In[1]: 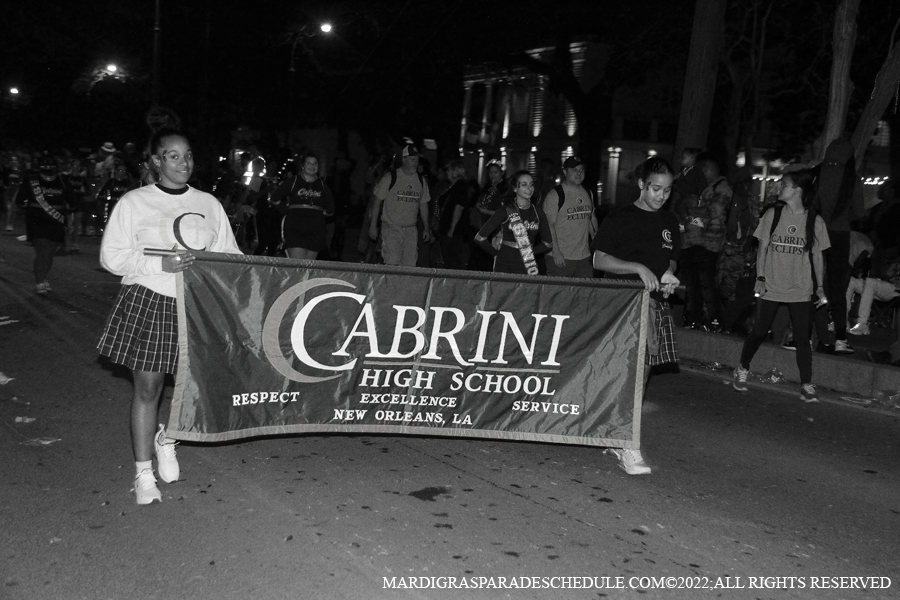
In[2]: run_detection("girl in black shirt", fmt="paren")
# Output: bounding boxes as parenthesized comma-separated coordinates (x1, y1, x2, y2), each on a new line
(591, 156, 681, 476)
(474, 170, 552, 275)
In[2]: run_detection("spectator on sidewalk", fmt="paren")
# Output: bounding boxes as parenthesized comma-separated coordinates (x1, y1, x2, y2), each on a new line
(814, 136, 867, 354)
(846, 232, 893, 336)
(717, 167, 761, 333)
(677, 154, 731, 330)
(670, 147, 706, 214)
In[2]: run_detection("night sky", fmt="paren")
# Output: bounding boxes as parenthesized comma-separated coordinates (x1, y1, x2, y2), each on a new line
(2, 0, 899, 163)
(0, 0, 686, 153)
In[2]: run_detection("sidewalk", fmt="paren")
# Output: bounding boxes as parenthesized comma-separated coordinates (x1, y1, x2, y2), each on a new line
(676, 326, 900, 412)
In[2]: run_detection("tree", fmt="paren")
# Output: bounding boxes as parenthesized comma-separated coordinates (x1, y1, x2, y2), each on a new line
(812, 0, 861, 161)
(850, 18, 900, 165)
(675, 0, 728, 159)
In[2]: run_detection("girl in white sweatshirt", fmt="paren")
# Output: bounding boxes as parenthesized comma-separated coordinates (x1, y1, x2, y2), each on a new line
(98, 127, 241, 504)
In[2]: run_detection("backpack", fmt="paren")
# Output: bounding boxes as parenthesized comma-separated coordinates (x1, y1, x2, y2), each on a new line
(763, 200, 819, 287)
(388, 168, 425, 191)
(760, 200, 786, 237)
(553, 184, 594, 212)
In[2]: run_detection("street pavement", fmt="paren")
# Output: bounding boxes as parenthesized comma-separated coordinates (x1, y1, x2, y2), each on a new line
(1, 230, 898, 600)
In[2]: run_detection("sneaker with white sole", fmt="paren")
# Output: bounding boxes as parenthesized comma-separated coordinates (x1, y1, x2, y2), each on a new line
(800, 383, 819, 403)
(834, 339, 854, 354)
(605, 448, 651, 475)
(848, 323, 870, 336)
(733, 366, 749, 392)
(134, 469, 161, 505)
(35, 281, 51, 294)
(154, 424, 180, 483)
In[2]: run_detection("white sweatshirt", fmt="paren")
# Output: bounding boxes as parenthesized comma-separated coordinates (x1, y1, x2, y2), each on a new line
(100, 184, 241, 297)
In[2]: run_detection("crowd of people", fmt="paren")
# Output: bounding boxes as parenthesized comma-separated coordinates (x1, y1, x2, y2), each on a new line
(5, 118, 900, 500)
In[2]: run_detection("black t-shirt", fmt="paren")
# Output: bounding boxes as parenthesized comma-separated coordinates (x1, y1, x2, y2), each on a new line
(437, 181, 474, 237)
(592, 203, 681, 298)
(18, 175, 74, 242)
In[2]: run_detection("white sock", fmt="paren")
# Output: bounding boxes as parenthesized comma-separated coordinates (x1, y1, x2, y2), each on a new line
(136, 460, 152, 475)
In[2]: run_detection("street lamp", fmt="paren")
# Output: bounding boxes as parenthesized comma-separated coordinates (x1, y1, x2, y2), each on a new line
(106, 64, 117, 74)
(9, 88, 18, 95)
(320, 23, 332, 33)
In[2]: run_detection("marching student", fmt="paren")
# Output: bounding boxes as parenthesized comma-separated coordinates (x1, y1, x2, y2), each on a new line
(592, 156, 681, 475)
(732, 169, 829, 402)
(98, 126, 241, 504)
(474, 170, 552, 275)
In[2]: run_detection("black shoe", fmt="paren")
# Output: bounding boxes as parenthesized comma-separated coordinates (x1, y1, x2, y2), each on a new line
(816, 342, 835, 355)
(782, 339, 797, 350)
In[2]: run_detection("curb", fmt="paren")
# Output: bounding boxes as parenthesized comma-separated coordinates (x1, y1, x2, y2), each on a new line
(676, 328, 900, 415)
(680, 364, 900, 417)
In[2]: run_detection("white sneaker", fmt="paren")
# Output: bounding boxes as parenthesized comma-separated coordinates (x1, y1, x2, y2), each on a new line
(848, 323, 870, 336)
(733, 366, 749, 392)
(605, 448, 651, 475)
(134, 469, 161, 505)
(834, 339, 854, 354)
(800, 383, 820, 403)
(154, 424, 180, 483)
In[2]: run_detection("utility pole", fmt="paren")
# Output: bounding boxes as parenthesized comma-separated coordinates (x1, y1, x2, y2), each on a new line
(152, 0, 161, 106)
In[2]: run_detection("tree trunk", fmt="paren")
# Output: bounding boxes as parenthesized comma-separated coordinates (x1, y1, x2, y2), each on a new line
(674, 0, 727, 161)
(812, 0, 860, 162)
(851, 40, 900, 166)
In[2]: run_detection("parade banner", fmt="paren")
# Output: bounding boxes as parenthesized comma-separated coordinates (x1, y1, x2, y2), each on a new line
(167, 253, 649, 448)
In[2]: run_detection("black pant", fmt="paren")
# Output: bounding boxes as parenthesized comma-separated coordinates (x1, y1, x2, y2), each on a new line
(32, 237, 61, 284)
(680, 245, 722, 325)
(740, 299, 813, 384)
(824, 230, 851, 340)
(438, 234, 468, 270)
(720, 275, 755, 332)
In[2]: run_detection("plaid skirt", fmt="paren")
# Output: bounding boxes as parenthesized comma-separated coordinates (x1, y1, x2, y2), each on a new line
(97, 284, 179, 373)
(647, 300, 679, 366)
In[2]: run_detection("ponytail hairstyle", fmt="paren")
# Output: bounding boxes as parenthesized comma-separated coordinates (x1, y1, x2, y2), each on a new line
(634, 155, 675, 186)
(782, 169, 819, 252)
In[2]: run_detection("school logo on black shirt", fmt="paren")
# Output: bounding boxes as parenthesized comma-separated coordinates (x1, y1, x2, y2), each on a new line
(662, 228, 673, 249)
(787, 225, 797, 234)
